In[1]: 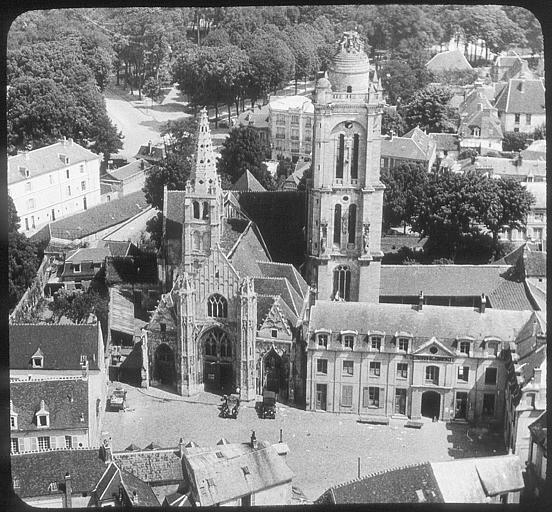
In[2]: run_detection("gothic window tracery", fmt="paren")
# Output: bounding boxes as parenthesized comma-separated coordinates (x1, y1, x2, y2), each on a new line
(333, 265, 351, 301)
(193, 201, 200, 219)
(207, 294, 228, 318)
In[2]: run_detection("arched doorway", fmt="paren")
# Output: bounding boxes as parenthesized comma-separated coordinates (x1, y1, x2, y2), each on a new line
(201, 328, 234, 394)
(154, 344, 176, 386)
(263, 349, 282, 393)
(421, 391, 441, 419)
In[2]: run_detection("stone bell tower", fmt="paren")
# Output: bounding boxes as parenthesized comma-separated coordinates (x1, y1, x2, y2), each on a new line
(182, 108, 224, 274)
(306, 31, 385, 303)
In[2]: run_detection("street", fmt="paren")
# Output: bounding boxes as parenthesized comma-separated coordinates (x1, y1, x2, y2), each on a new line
(103, 382, 506, 502)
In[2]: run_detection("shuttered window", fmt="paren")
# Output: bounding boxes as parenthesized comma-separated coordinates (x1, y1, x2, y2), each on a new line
(341, 385, 353, 407)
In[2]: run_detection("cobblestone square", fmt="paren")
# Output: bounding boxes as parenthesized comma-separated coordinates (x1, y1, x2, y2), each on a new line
(103, 383, 506, 501)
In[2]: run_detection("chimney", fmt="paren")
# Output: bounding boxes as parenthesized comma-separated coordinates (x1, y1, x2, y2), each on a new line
(140, 159, 145, 170)
(132, 491, 137, 503)
(480, 293, 486, 313)
(148, 140, 152, 154)
(62, 136, 67, 146)
(178, 437, 185, 458)
(250, 431, 258, 449)
(25, 151, 30, 161)
(418, 291, 424, 311)
(532, 319, 538, 337)
(279, 429, 283, 444)
(64, 472, 72, 508)
(477, 103, 482, 111)
(68, 138, 73, 146)
(101, 437, 113, 462)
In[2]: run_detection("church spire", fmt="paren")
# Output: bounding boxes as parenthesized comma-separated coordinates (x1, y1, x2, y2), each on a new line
(190, 108, 219, 191)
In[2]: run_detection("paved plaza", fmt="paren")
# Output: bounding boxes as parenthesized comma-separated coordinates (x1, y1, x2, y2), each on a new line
(102, 383, 506, 501)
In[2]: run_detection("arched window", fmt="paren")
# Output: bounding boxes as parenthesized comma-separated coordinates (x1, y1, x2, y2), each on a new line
(351, 134, 359, 180)
(208, 294, 228, 318)
(192, 231, 201, 251)
(425, 366, 439, 385)
(204, 331, 217, 356)
(202, 201, 209, 219)
(348, 204, 356, 244)
(220, 333, 232, 358)
(333, 265, 351, 301)
(336, 134, 344, 179)
(202, 232, 211, 251)
(193, 201, 200, 219)
(333, 204, 341, 244)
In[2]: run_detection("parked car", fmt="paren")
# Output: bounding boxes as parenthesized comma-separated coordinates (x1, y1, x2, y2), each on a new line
(261, 390, 277, 419)
(109, 387, 127, 411)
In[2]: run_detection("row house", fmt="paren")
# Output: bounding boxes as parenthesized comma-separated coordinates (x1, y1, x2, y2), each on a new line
(10, 377, 93, 455)
(305, 300, 538, 425)
(8, 138, 101, 235)
(100, 159, 151, 200)
(268, 95, 314, 162)
(380, 127, 437, 172)
(9, 323, 108, 449)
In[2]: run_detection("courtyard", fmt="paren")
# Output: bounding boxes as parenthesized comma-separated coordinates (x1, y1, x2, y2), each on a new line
(102, 382, 507, 502)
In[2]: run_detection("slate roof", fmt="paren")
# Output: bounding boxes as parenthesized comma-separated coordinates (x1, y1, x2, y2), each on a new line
(227, 223, 270, 277)
(380, 265, 535, 310)
(256, 261, 308, 297)
(112, 448, 184, 485)
(494, 78, 545, 114)
(11, 449, 107, 498)
(219, 218, 249, 255)
(316, 462, 443, 504)
(183, 441, 293, 506)
(528, 411, 547, 449)
(431, 456, 524, 501)
(475, 156, 546, 178)
(381, 127, 436, 161)
(521, 139, 546, 160)
(269, 95, 314, 113)
(426, 49, 472, 72)
(517, 344, 546, 386)
(10, 378, 89, 432)
(96, 240, 134, 257)
(232, 170, 266, 192)
(65, 247, 111, 264)
(428, 133, 460, 153)
(524, 251, 546, 277)
(105, 159, 150, 182)
(8, 140, 100, 185)
(109, 287, 135, 336)
(256, 295, 277, 329)
(165, 190, 186, 239)
(10, 324, 101, 370)
(135, 143, 166, 162)
(253, 277, 303, 316)
(105, 254, 158, 284)
(45, 191, 150, 240)
(309, 301, 535, 343)
(459, 109, 503, 140)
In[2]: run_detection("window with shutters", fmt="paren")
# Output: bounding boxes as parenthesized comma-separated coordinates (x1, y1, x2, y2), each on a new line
(343, 360, 354, 376)
(457, 366, 469, 382)
(397, 363, 408, 379)
(11, 438, 19, 454)
(27, 198, 35, 211)
(38, 436, 51, 451)
(65, 436, 73, 449)
(369, 361, 381, 376)
(363, 387, 380, 407)
(341, 385, 353, 407)
(317, 359, 328, 374)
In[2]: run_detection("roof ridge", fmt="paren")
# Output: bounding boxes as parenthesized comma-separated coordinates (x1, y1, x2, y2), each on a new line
(331, 460, 431, 490)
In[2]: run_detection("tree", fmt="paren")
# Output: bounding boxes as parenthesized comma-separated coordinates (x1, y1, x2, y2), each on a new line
(142, 77, 162, 103)
(401, 85, 459, 133)
(482, 178, 535, 254)
(50, 289, 109, 332)
(380, 162, 428, 232)
(532, 124, 546, 140)
(217, 126, 276, 190)
(9, 232, 39, 310)
(161, 117, 198, 157)
(8, 195, 20, 233)
(381, 108, 407, 136)
(284, 24, 320, 94)
(145, 212, 163, 250)
(502, 132, 529, 153)
(380, 59, 433, 105)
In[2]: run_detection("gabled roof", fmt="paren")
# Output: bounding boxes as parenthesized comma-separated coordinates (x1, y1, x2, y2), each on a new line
(316, 462, 443, 504)
(227, 222, 271, 277)
(494, 77, 545, 114)
(109, 287, 135, 336)
(474, 156, 546, 177)
(10, 378, 88, 431)
(524, 250, 546, 277)
(412, 336, 456, 357)
(112, 447, 184, 485)
(11, 449, 107, 498)
(428, 133, 460, 152)
(426, 49, 472, 72)
(183, 441, 293, 506)
(309, 301, 535, 344)
(8, 140, 100, 185)
(96, 240, 134, 257)
(459, 109, 503, 140)
(232, 170, 267, 192)
(135, 143, 166, 162)
(42, 191, 150, 241)
(165, 190, 186, 240)
(257, 295, 298, 332)
(104, 159, 150, 182)
(256, 261, 308, 297)
(253, 277, 303, 317)
(380, 264, 535, 311)
(10, 323, 101, 370)
(381, 128, 436, 161)
(520, 139, 546, 160)
(528, 411, 547, 448)
(65, 247, 111, 264)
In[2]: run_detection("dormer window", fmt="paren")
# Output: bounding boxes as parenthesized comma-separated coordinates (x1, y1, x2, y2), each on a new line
(458, 341, 471, 356)
(370, 336, 382, 352)
(398, 337, 410, 353)
(48, 482, 59, 492)
(343, 335, 354, 349)
(315, 330, 330, 348)
(31, 348, 44, 368)
(271, 329, 278, 338)
(73, 263, 81, 273)
(10, 401, 18, 430)
(35, 400, 50, 428)
(80, 355, 87, 366)
(484, 338, 501, 357)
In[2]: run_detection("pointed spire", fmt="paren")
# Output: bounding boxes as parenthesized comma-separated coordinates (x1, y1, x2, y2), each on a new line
(190, 107, 218, 190)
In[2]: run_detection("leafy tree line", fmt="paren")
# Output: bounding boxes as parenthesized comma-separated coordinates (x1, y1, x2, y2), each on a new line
(7, 9, 122, 157)
(381, 164, 535, 261)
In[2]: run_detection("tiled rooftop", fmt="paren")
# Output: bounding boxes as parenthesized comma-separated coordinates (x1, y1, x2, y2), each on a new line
(112, 448, 184, 484)
(426, 49, 472, 72)
(105, 159, 150, 181)
(494, 77, 545, 114)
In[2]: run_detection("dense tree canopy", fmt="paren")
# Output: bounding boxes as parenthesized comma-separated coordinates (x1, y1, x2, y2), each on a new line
(401, 85, 459, 133)
(217, 126, 276, 190)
